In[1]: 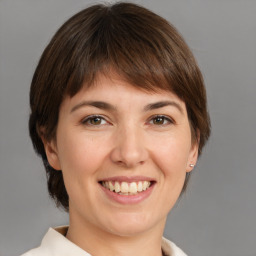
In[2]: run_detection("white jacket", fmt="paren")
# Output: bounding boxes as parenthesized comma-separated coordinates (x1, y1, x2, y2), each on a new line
(21, 226, 187, 256)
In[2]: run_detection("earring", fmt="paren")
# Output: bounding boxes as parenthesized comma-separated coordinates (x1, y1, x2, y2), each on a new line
(189, 164, 195, 167)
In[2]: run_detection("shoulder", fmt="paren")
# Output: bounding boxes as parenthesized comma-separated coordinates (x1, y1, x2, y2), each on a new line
(21, 227, 187, 256)
(20, 227, 60, 256)
(162, 237, 188, 256)
(20, 226, 90, 256)
(21, 248, 45, 256)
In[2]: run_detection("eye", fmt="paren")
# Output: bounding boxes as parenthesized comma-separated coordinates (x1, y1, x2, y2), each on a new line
(82, 115, 108, 126)
(149, 115, 173, 126)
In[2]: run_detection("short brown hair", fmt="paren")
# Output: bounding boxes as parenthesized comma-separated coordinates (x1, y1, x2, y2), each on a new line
(29, 2, 211, 211)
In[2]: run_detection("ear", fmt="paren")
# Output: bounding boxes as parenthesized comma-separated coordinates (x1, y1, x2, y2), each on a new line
(40, 129, 61, 171)
(187, 131, 200, 173)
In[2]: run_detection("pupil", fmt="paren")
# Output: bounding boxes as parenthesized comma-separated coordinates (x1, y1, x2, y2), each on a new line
(92, 117, 101, 125)
(154, 117, 163, 124)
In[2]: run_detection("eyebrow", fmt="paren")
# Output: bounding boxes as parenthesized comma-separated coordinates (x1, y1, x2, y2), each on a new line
(70, 100, 183, 114)
(143, 101, 183, 114)
(71, 101, 116, 113)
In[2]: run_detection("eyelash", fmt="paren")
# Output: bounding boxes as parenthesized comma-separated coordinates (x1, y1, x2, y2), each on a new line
(81, 115, 109, 126)
(81, 115, 174, 127)
(147, 115, 174, 126)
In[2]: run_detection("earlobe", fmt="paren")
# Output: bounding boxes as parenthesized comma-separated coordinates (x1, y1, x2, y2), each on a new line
(40, 132, 61, 171)
(187, 148, 198, 173)
(187, 133, 200, 173)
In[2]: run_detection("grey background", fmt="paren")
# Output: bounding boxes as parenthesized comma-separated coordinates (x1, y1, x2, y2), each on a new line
(0, 0, 255, 255)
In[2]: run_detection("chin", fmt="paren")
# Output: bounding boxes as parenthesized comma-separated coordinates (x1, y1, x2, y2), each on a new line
(107, 223, 151, 237)
(100, 211, 165, 237)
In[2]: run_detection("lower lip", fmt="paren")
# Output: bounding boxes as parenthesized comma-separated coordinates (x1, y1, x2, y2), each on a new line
(100, 183, 155, 205)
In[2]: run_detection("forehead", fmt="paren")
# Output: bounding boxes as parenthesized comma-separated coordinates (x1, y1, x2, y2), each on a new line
(83, 71, 178, 97)
(61, 73, 187, 113)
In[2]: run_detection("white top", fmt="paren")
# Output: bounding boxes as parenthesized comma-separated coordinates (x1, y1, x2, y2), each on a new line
(21, 226, 187, 256)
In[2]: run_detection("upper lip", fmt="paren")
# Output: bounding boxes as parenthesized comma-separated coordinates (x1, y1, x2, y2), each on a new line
(99, 176, 155, 183)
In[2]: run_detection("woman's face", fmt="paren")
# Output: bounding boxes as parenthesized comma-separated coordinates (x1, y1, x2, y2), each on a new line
(45, 74, 198, 237)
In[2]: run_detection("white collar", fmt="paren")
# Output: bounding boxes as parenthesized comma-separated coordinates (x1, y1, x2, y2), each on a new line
(22, 226, 187, 256)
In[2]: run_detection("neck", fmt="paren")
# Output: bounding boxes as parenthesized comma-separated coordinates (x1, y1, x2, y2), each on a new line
(66, 211, 166, 256)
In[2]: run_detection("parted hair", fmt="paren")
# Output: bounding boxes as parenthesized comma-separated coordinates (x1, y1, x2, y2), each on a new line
(29, 2, 211, 211)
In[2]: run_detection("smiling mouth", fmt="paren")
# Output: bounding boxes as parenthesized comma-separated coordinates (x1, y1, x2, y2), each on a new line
(99, 181, 154, 195)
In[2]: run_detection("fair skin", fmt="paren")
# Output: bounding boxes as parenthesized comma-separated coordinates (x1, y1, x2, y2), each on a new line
(43, 74, 198, 256)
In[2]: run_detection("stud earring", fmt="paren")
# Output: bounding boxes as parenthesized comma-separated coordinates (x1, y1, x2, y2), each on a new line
(189, 164, 195, 167)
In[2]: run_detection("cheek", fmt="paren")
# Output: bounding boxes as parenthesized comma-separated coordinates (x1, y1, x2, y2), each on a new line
(148, 138, 189, 215)
(56, 133, 104, 203)
(152, 135, 191, 176)
(56, 131, 105, 183)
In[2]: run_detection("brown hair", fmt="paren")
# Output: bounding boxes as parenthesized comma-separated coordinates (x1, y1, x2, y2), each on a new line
(29, 2, 211, 211)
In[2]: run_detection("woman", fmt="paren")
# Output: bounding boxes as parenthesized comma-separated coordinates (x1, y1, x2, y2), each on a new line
(23, 2, 210, 256)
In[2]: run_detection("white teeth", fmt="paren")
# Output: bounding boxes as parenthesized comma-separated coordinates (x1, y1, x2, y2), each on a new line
(143, 181, 150, 191)
(137, 181, 143, 192)
(109, 182, 114, 192)
(102, 180, 151, 195)
(114, 182, 121, 192)
(120, 182, 129, 193)
(129, 182, 137, 194)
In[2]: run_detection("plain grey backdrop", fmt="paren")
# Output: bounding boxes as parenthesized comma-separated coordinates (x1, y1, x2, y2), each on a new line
(0, 0, 255, 255)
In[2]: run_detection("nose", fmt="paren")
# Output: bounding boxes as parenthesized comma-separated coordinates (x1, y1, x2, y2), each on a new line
(110, 125, 149, 168)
